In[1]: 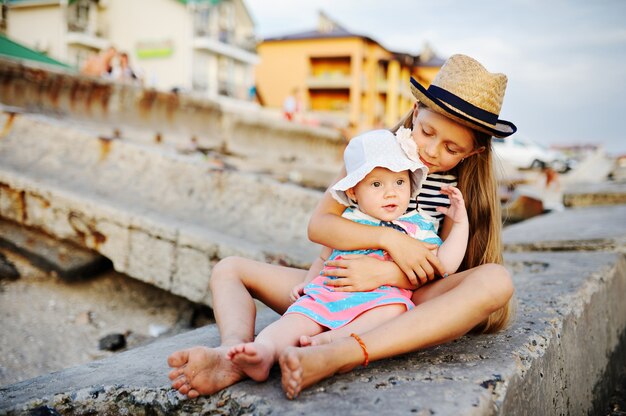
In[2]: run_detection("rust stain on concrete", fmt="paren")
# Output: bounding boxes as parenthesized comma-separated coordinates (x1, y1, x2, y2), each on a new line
(46, 76, 64, 108)
(89, 83, 112, 114)
(0, 112, 16, 138)
(67, 211, 107, 249)
(139, 89, 158, 118)
(163, 92, 179, 122)
(98, 136, 114, 161)
(18, 190, 27, 223)
(0, 183, 28, 223)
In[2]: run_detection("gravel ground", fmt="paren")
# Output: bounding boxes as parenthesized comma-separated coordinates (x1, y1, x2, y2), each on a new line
(0, 248, 214, 387)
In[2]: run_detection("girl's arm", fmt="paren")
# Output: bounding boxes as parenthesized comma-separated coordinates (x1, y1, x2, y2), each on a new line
(321, 254, 419, 291)
(309, 183, 445, 285)
(437, 210, 453, 242)
(435, 186, 469, 275)
(308, 167, 384, 251)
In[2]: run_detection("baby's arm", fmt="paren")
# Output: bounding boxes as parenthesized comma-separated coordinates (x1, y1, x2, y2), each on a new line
(435, 186, 469, 275)
(290, 246, 332, 301)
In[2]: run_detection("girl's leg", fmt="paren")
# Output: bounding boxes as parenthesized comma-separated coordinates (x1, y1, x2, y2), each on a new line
(168, 256, 307, 397)
(280, 264, 514, 399)
(226, 314, 324, 382)
(301, 303, 407, 347)
(211, 257, 307, 345)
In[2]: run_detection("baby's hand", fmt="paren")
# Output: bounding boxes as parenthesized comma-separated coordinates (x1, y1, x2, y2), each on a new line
(289, 282, 307, 302)
(436, 186, 468, 224)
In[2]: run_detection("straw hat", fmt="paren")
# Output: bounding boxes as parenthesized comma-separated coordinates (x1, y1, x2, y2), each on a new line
(410, 54, 517, 138)
(331, 129, 428, 207)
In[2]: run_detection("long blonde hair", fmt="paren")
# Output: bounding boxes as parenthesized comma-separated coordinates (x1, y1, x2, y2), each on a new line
(393, 106, 514, 333)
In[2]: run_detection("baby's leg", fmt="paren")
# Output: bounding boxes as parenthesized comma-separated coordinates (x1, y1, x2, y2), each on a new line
(227, 314, 324, 382)
(301, 304, 407, 347)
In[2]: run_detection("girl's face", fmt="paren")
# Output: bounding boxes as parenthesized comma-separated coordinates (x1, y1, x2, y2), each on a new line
(346, 167, 411, 222)
(412, 106, 484, 173)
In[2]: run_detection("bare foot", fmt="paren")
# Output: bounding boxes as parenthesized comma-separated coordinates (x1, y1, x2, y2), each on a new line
(167, 346, 245, 398)
(279, 343, 358, 400)
(226, 342, 274, 382)
(299, 332, 332, 347)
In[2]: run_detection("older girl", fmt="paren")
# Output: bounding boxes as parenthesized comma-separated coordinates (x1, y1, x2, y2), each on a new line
(168, 54, 516, 399)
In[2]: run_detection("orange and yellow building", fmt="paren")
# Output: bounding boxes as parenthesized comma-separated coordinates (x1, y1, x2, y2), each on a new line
(255, 12, 443, 135)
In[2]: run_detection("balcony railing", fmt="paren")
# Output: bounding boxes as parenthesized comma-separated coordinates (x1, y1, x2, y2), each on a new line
(306, 74, 352, 90)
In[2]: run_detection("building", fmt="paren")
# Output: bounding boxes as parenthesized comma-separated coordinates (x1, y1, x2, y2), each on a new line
(256, 12, 444, 133)
(5, 0, 258, 100)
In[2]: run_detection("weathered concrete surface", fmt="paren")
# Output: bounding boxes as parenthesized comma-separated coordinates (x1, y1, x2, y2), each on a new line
(0, 58, 344, 170)
(563, 181, 626, 207)
(1, 204, 625, 415)
(0, 218, 110, 280)
(503, 204, 626, 252)
(0, 113, 324, 305)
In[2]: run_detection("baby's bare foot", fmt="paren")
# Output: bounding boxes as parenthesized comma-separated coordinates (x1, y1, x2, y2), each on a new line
(167, 346, 244, 398)
(227, 342, 274, 382)
(299, 332, 332, 347)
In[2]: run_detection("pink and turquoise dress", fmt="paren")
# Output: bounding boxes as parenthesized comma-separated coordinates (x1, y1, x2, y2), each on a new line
(284, 207, 443, 329)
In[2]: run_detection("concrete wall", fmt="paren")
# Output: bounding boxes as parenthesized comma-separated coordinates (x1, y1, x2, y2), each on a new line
(0, 57, 344, 167)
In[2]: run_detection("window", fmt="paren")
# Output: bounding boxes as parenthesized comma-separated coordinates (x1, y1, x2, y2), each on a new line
(68, 0, 91, 32)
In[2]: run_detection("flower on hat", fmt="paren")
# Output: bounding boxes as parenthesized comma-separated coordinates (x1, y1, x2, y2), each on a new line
(395, 127, 419, 162)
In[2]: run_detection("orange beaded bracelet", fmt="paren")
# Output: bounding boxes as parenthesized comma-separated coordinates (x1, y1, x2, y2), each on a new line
(350, 333, 369, 367)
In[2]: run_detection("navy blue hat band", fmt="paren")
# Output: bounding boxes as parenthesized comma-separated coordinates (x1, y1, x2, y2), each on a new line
(426, 85, 499, 126)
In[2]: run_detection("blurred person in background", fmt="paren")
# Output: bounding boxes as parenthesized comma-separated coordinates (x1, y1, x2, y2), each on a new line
(80, 46, 117, 78)
(111, 51, 142, 85)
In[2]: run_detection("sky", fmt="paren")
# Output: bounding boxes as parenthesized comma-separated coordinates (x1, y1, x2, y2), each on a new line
(245, 0, 626, 155)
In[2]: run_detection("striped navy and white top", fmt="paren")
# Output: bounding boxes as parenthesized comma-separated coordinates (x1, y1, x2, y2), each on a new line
(407, 173, 458, 231)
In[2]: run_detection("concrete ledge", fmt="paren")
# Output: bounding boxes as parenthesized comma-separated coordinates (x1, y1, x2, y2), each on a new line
(0, 114, 322, 305)
(502, 204, 626, 252)
(1, 204, 625, 415)
(563, 182, 626, 207)
(0, 58, 344, 168)
(0, 218, 110, 280)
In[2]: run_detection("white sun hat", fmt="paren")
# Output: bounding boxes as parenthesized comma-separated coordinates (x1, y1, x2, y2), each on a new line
(331, 129, 429, 206)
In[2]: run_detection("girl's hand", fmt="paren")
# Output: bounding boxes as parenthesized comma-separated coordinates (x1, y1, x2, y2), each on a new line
(289, 282, 307, 302)
(436, 186, 468, 224)
(321, 254, 389, 291)
(381, 229, 445, 286)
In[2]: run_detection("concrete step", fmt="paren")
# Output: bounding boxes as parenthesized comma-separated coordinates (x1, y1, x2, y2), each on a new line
(0, 113, 323, 305)
(563, 182, 626, 207)
(503, 204, 626, 252)
(0, 218, 110, 280)
(0, 57, 344, 176)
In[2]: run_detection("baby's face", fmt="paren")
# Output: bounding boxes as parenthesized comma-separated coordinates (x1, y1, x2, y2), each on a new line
(348, 167, 411, 222)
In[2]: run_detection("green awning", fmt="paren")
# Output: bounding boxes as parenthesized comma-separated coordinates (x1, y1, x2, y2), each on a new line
(0, 34, 74, 69)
